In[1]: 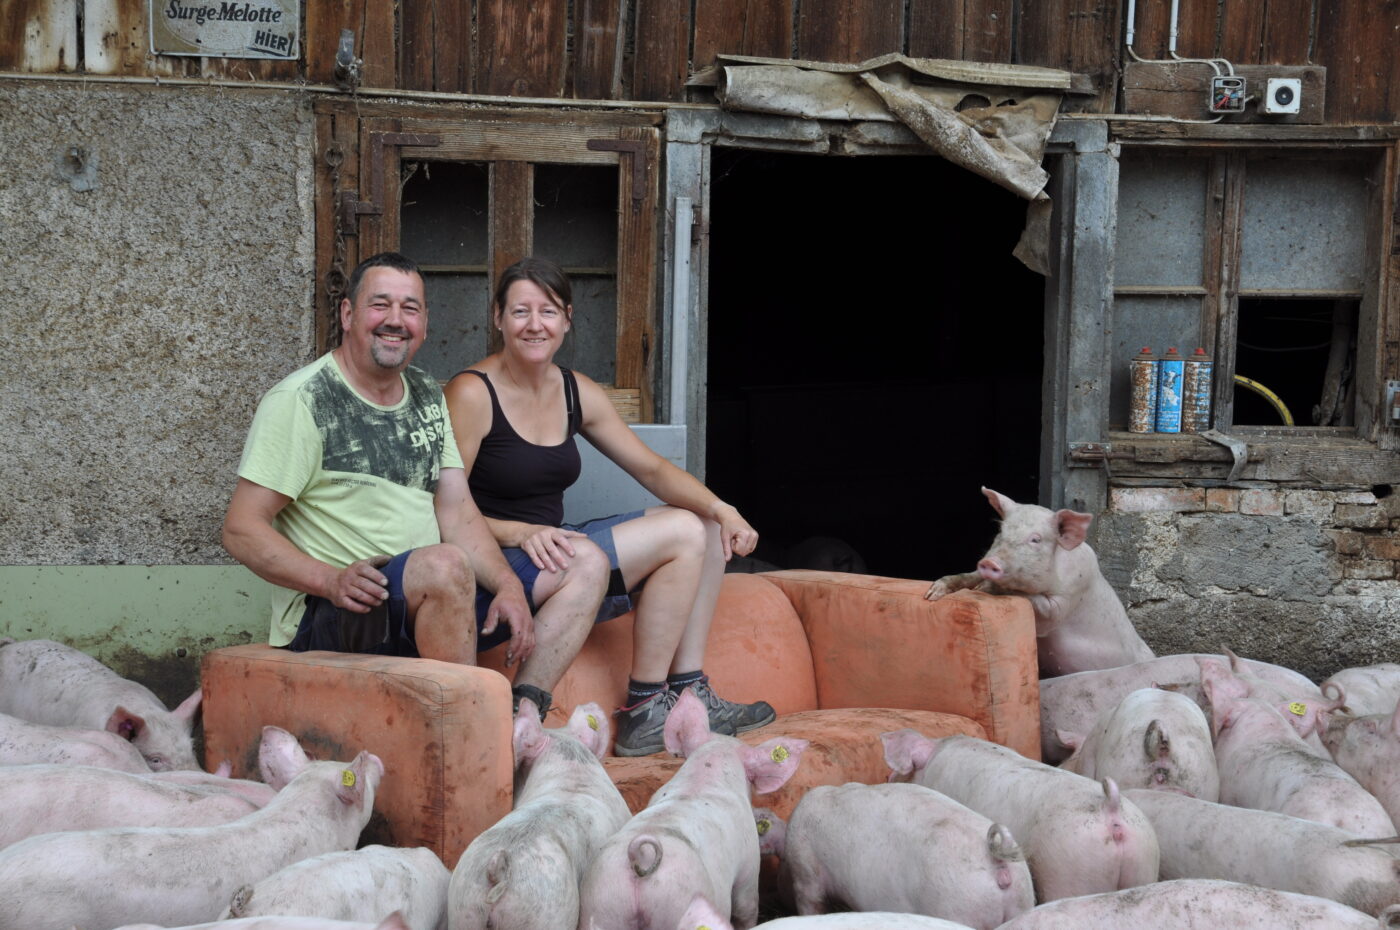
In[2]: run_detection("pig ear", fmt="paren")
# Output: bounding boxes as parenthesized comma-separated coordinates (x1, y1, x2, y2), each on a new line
(881, 728, 936, 780)
(753, 807, 787, 857)
(1198, 657, 1249, 704)
(171, 688, 203, 730)
(335, 751, 375, 807)
(105, 706, 146, 741)
(678, 895, 733, 930)
(1276, 700, 1322, 739)
(663, 689, 712, 757)
(567, 703, 612, 760)
(513, 703, 548, 766)
(258, 726, 310, 790)
(1055, 510, 1092, 549)
(372, 912, 412, 930)
(1056, 729, 1084, 752)
(742, 737, 808, 794)
(213, 760, 232, 778)
(981, 486, 1015, 518)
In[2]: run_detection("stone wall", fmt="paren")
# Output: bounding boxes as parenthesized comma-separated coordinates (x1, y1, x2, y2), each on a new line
(1095, 485, 1400, 682)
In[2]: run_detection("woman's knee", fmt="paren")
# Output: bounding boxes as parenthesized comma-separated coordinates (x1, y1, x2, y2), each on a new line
(658, 507, 710, 560)
(565, 539, 611, 592)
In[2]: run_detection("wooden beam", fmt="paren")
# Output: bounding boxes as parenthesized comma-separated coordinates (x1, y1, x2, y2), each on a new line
(632, 0, 691, 102)
(797, 0, 903, 64)
(614, 126, 660, 421)
(478, 0, 567, 97)
(488, 161, 533, 355)
(572, 0, 623, 99)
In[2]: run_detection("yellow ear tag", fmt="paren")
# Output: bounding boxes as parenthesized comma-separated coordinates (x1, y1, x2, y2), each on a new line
(770, 745, 789, 763)
(756, 818, 771, 835)
(1289, 702, 1308, 716)
(698, 925, 712, 930)
(586, 713, 599, 731)
(341, 770, 357, 787)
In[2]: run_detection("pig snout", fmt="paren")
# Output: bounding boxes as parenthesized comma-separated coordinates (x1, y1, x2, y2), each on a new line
(978, 557, 1005, 581)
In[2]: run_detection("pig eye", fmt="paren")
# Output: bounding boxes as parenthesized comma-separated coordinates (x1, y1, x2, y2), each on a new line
(1029, 534, 1043, 544)
(145, 755, 164, 767)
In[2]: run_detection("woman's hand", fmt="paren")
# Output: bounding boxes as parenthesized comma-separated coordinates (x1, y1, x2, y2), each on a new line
(520, 525, 590, 573)
(712, 504, 758, 560)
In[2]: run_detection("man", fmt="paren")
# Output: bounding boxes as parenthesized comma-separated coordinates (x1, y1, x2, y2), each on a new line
(223, 252, 606, 718)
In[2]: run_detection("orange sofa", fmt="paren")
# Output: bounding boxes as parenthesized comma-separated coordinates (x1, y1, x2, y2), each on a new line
(202, 571, 1037, 868)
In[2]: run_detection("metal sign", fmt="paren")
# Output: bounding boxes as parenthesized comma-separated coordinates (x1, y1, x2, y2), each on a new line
(150, 0, 300, 59)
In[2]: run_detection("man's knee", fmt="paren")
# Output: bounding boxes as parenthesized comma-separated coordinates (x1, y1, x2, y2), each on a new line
(407, 544, 475, 597)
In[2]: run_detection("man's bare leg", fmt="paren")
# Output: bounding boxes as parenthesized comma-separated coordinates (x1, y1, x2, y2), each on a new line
(400, 544, 479, 663)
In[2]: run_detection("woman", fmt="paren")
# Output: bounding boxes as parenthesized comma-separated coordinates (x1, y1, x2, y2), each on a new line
(444, 256, 773, 756)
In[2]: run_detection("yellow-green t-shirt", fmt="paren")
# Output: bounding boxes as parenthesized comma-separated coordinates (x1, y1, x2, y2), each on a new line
(236, 353, 464, 645)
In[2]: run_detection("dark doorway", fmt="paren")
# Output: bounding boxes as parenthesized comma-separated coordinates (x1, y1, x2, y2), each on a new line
(705, 150, 1044, 581)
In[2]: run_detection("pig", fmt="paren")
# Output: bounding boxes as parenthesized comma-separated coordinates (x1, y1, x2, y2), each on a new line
(1201, 659, 1395, 837)
(0, 763, 261, 851)
(1322, 663, 1400, 718)
(1205, 652, 1342, 756)
(448, 700, 629, 930)
(923, 487, 1153, 677)
(577, 688, 809, 930)
(1039, 652, 1323, 763)
(144, 768, 279, 807)
(775, 782, 1033, 929)
(222, 846, 448, 930)
(677, 895, 978, 930)
(0, 637, 201, 771)
(0, 725, 382, 930)
(882, 731, 1158, 902)
(113, 915, 412, 930)
(1058, 688, 1219, 801)
(1125, 788, 1400, 916)
(0, 710, 151, 772)
(1321, 702, 1400, 830)
(993, 878, 1400, 929)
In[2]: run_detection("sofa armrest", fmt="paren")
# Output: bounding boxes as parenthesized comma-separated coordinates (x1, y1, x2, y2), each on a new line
(761, 571, 1041, 760)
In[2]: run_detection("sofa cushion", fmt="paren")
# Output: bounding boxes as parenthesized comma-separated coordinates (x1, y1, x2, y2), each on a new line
(602, 707, 986, 819)
(201, 645, 512, 868)
(482, 572, 819, 724)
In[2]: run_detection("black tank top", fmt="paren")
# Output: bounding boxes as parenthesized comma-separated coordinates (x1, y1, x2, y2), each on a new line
(462, 368, 583, 527)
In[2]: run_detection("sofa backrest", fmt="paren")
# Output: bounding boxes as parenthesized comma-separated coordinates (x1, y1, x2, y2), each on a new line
(481, 573, 819, 725)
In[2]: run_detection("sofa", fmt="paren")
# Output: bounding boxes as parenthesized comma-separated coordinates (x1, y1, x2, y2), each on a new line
(202, 570, 1038, 868)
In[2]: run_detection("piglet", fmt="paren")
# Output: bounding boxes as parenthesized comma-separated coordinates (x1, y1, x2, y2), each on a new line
(1126, 788, 1400, 916)
(1201, 659, 1395, 837)
(1058, 687, 1219, 801)
(144, 768, 279, 808)
(113, 915, 412, 930)
(993, 879, 1400, 929)
(1321, 701, 1400, 831)
(1040, 652, 1323, 763)
(578, 689, 808, 930)
(776, 782, 1033, 929)
(1322, 662, 1400, 718)
(449, 701, 628, 930)
(676, 896, 977, 930)
(0, 725, 383, 930)
(223, 846, 448, 930)
(1204, 652, 1342, 756)
(0, 763, 261, 851)
(0, 710, 151, 772)
(882, 731, 1158, 902)
(0, 637, 201, 770)
(923, 487, 1153, 677)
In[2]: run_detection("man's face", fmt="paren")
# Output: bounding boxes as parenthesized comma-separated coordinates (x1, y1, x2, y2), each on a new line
(339, 267, 427, 373)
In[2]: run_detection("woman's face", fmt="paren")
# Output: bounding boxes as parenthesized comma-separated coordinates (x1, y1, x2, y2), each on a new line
(498, 278, 571, 363)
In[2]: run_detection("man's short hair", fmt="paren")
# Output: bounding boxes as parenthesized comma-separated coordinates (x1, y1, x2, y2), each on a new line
(346, 252, 421, 305)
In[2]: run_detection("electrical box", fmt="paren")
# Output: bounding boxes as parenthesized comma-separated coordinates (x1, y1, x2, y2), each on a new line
(1387, 381, 1400, 427)
(1209, 76, 1247, 113)
(1263, 78, 1303, 115)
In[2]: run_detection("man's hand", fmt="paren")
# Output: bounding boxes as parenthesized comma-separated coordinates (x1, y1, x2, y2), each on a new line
(328, 555, 393, 612)
(480, 586, 535, 667)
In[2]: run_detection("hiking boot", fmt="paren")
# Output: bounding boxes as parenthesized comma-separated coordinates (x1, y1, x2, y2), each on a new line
(685, 677, 776, 737)
(613, 688, 679, 757)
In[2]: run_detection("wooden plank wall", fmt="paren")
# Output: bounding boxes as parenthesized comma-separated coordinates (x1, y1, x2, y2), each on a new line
(1, 0, 1396, 123)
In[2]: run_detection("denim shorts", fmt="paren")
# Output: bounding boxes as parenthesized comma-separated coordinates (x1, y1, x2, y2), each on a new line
(286, 550, 419, 658)
(473, 510, 643, 651)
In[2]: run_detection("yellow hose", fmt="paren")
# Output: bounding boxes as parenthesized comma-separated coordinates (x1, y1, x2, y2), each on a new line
(1233, 375, 1294, 425)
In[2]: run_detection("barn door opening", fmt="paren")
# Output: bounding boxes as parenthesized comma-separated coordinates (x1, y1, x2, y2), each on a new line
(704, 150, 1045, 581)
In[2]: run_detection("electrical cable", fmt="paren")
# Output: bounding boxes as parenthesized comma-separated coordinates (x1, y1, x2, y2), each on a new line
(1233, 375, 1295, 425)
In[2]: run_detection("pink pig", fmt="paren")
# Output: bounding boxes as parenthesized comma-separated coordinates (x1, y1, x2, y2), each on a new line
(1322, 701, 1400, 831)
(449, 701, 629, 930)
(577, 689, 808, 930)
(882, 731, 1159, 902)
(0, 637, 201, 771)
(0, 710, 151, 772)
(0, 726, 383, 930)
(676, 895, 978, 930)
(113, 915, 412, 930)
(1322, 663, 1400, 718)
(924, 488, 1153, 677)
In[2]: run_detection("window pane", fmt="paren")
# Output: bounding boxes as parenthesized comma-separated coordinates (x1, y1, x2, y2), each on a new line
(1109, 295, 1205, 430)
(1235, 298, 1356, 427)
(533, 164, 619, 384)
(1241, 159, 1369, 292)
(1115, 154, 1208, 288)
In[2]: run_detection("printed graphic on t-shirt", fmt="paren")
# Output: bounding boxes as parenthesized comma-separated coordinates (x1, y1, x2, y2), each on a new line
(301, 366, 445, 493)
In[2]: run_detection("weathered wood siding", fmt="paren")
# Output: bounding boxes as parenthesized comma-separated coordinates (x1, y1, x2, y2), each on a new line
(1, 0, 1396, 122)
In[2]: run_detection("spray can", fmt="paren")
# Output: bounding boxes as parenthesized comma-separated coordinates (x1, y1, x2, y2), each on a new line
(1129, 347, 1159, 433)
(1182, 347, 1213, 433)
(1156, 347, 1185, 433)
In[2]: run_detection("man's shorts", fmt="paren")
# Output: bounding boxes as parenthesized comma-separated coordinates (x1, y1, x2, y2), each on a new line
(474, 510, 644, 650)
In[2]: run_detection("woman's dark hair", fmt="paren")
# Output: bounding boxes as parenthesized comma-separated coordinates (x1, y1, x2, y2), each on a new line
(493, 256, 573, 314)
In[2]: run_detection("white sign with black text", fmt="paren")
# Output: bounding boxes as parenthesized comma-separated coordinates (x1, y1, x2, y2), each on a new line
(150, 0, 300, 59)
